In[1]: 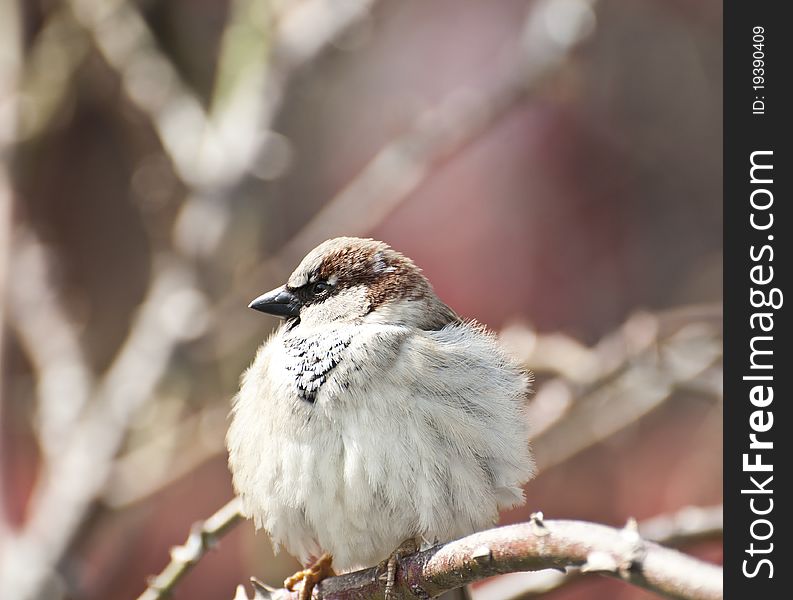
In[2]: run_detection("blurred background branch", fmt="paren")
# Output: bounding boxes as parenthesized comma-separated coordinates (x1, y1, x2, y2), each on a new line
(1, 0, 722, 598)
(0, 0, 23, 545)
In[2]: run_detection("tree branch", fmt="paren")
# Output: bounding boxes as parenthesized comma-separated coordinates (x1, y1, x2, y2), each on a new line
(474, 505, 723, 600)
(137, 497, 244, 600)
(7, 231, 95, 459)
(272, 0, 597, 270)
(102, 405, 227, 509)
(530, 315, 722, 473)
(236, 513, 721, 600)
(135, 501, 722, 600)
(210, 0, 600, 354)
(0, 0, 22, 542)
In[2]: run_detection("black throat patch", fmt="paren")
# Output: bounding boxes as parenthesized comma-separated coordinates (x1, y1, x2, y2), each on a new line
(283, 331, 352, 403)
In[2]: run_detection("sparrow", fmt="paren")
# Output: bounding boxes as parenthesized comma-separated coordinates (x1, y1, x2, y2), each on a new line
(226, 237, 534, 599)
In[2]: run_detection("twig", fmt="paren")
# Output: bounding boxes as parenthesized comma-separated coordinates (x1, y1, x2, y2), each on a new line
(473, 505, 724, 600)
(503, 304, 722, 395)
(0, 0, 386, 595)
(66, 0, 211, 186)
(66, 0, 379, 254)
(173, 0, 381, 258)
(276, 0, 597, 271)
(498, 327, 601, 384)
(15, 5, 90, 142)
(211, 0, 600, 350)
(504, 310, 666, 440)
(7, 231, 95, 459)
(0, 259, 201, 599)
(236, 513, 721, 600)
(0, 171, 11, 542)
(0, 0, 22, 543)
(137, 497, 244, 600)
(639, 504, 723, 548)
(531, 318, 722, 473)
(510, 305, 722, 451)
(210, 0, 380, 180)
(133, 501, 721, 600)
(103, 405, 227, 509)
(105, 304, 723, 512)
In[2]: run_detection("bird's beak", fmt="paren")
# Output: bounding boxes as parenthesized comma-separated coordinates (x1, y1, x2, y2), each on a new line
(248, 285, 302, 318)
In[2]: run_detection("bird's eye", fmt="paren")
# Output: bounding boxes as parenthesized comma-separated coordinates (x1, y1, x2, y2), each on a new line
(309, 281, 332, 296)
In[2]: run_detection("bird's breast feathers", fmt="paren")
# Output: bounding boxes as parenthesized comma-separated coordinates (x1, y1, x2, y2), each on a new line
(227, 320, 534, 570)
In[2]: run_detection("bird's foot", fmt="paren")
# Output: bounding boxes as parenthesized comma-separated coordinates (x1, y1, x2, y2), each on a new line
(378, 538, 419, 600)
(284, 553, 335, 600)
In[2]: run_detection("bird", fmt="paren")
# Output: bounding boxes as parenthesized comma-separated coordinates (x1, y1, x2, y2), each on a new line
(226, 237, 535, 600)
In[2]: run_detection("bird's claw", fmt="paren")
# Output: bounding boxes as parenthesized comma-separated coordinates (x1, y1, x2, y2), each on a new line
(284, 553, 334, 600)
(379, 539, 419, 600)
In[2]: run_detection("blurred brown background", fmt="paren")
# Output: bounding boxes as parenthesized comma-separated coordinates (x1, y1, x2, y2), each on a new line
(0, 0, 722, 599)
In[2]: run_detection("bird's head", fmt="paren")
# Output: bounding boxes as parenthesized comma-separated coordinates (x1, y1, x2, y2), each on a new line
(249, 237, 458, 329)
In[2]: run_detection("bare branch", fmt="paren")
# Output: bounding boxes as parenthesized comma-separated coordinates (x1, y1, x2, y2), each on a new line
(0, 259, 205, 599)
(173, 0, 382, 258)
(233, 514, 721, 600)
(7, 231, 95, 459)
(132, 501, 721, 600)
(474, 505, 723, 600)
(66, 0, 212, 186)
(212, 0, 601, 346)
(103, 304, 723, 511)
(529, 315, 722, 473)
(0, 0, 23, 543)
(103, 405, 227, 509)
(65, 0, 381, 259)
(0, 0, 386, 594)
(640, 504, 723, 548)
(137, 497, 244, 600)
(276, 0, 598, 270)
(503, 304, 722, 390)
(15, 6, 90, 142)
(501, 305, 723, 477)
(209, 0, 380, 179)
